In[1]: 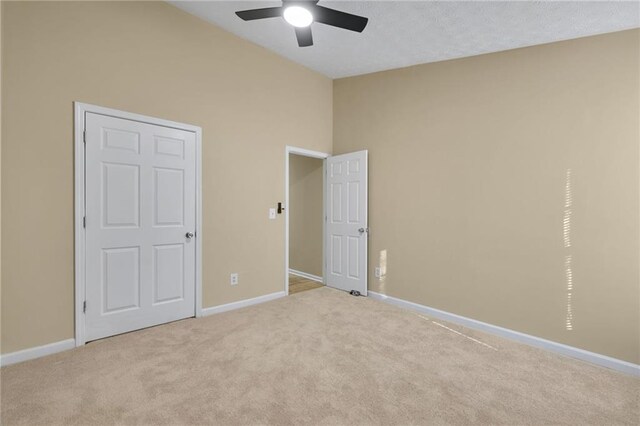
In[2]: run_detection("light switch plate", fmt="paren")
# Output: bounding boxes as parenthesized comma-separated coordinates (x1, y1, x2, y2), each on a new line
(269, 208, 277, 219)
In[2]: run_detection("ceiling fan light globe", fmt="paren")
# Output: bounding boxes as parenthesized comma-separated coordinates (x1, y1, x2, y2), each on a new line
(283, 6, 313, 27)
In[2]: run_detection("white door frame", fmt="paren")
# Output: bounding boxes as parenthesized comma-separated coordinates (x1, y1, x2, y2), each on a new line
(284, 146, 330, 295)
(74, 102, 203, 346)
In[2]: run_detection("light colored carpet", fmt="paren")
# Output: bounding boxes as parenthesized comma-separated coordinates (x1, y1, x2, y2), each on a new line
(289, 274, 324, 294)
(1, 287, 638, 425)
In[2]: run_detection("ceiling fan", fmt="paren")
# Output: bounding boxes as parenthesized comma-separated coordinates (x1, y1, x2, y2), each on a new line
(235, 0, 369, 47)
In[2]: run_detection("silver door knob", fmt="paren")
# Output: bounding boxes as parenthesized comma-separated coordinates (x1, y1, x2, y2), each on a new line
(358, 228, 368, 234)
(186, 232, 194, 239)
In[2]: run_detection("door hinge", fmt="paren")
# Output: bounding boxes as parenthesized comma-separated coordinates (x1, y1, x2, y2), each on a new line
(83, 301, 87, 313)
(83, 216, 86, 228)
(83, 130, 86, 144)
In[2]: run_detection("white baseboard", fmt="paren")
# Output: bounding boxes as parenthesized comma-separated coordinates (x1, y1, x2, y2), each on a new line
(2, 291, 286, 366)
(201, 291, 286, 316)
(368, 291, 640, 377)
(0, 338, 76, 367)
(288, 269, 323, 283)
(2, 292, 285, 366)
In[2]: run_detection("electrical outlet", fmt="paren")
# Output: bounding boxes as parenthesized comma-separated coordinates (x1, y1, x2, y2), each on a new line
(230, 273, 239, 286)
(375, 267, 381, 278)
(269, 208, 277, 219)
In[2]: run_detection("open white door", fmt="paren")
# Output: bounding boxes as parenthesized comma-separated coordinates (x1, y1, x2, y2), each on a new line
(325, 150, 368, 295)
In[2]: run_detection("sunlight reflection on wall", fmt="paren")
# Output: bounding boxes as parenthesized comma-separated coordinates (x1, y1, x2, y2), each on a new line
(564, 169, 573, 331)
(379, 249, 387, 292)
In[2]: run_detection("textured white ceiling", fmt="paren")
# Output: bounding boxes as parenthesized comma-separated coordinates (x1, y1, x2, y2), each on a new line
(170, 1, 640, 78)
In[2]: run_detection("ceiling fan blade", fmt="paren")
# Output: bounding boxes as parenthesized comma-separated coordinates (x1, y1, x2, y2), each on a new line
(313, 5, 368, 32)
(295, 27, 313, 47)
(236, 7, 283, 21)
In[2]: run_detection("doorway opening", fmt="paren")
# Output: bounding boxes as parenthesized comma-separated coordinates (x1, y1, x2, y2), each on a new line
(284, 146, 369, 296)
(285, 147, 329, 295)
(288, 153, 324, 294)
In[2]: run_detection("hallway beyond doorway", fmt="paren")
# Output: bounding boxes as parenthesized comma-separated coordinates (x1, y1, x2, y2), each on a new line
(289, 274, 323, 295)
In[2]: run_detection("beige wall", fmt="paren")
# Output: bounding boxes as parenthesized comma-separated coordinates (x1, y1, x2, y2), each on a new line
(289, 154, 323, 277)
(0, 1, 332, 354)
(334, 30, 640, 364)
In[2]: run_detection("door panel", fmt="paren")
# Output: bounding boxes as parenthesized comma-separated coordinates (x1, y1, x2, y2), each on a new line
(325, 151, 368, 295)
(85, 113, 196, 342)
(102, 163, 140, 228)
(154, 167, 184, 226)
(102, 247, 140, 313)
(153, 244, 184, 304)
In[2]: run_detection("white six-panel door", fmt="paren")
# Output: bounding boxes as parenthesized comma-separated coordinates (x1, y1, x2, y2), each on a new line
(325, 151, 368, 295)
(84, 112, 196, 342)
